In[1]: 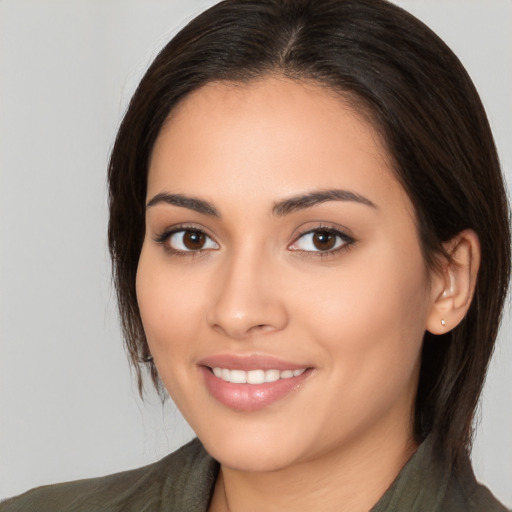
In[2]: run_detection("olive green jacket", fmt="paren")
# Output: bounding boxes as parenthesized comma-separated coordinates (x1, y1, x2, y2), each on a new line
(1, 437, 509, 511)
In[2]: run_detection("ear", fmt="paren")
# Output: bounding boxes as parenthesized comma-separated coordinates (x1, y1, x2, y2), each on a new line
(426, 229, 480, 335)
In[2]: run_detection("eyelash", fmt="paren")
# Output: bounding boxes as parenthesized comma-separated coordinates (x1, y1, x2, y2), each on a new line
(153, 225, 218, 258)
(153, 224, 355, 258)
(289, 225, 355, 258)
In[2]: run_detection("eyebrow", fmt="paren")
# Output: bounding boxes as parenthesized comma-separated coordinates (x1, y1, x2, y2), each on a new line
(146, 192, 220, 217)
(146, 188, 376, 217)
(272, 189, 377, 216)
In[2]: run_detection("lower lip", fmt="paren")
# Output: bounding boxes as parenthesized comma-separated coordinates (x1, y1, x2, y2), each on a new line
(201, 367, 311, 411)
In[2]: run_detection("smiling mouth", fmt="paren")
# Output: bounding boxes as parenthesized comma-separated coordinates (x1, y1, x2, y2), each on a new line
(201, 365, 312, 411)
(211, 367, 307, 384)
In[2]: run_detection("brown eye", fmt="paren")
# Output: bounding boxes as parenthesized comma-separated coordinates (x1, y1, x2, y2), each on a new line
(183, 230, 206, 250)
(312, 231, 336, 251)
(166, 229, 219, 252)
(289, 228, 352, 254)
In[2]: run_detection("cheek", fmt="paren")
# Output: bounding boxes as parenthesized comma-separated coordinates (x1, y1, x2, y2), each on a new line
(295, 251, 429, 437)
(135, 246, 204, 363)
(293, 243, 430, 379)
(135, 247, 212, 417)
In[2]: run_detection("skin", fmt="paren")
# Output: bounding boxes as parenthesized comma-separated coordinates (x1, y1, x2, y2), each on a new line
(136, 77, 476, 512)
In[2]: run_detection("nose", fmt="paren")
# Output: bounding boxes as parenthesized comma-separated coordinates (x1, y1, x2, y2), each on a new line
(206, 249, 289, 340)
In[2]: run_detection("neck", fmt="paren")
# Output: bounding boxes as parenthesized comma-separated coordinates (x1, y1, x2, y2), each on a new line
(209, 425, 418, 512)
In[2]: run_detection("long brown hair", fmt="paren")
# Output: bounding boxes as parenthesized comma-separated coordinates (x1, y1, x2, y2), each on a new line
(108, 0, 510, 463)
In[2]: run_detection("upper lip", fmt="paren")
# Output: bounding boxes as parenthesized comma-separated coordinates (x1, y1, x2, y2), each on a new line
(198, 353, 310, 371)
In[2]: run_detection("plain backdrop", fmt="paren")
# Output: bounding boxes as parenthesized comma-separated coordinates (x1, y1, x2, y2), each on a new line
(1, 0, 511, 506)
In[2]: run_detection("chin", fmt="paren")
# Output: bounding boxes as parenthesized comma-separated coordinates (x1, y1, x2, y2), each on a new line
(202, 435, 302, 473)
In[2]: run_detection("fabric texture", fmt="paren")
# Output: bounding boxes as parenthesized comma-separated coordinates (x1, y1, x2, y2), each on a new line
(1, 437, 509, 511)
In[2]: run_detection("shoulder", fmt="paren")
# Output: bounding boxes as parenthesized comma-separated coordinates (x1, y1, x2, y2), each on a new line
(371, 436, 510, 512)
(0, 438, 218, 512)
(443, 455, 510, 512)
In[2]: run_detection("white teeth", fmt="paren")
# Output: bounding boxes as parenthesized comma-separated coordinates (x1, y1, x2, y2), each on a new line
(212, 367, 306, 384)
(229, 370, 247, 384)
(247, 369, 265, 384)
(265, 369, 280, 382)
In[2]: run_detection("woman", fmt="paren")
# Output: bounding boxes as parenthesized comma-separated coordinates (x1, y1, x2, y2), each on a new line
(2, 0, 510, 510)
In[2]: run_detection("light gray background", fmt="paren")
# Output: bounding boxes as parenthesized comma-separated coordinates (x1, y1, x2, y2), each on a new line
(1, 0, 511, 506)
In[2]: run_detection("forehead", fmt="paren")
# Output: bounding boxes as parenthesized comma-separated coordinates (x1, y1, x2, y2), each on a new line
(148, 77, 410, 216)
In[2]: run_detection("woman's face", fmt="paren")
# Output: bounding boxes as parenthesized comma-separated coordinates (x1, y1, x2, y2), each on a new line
(137, 77, 440, 472)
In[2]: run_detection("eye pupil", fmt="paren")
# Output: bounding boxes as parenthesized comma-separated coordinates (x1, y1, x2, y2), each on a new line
(183, 230, 205, 250)
(313, 231, 336, 251)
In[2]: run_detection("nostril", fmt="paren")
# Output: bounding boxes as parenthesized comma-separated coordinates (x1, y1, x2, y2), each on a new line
(206, 287, 289, 339)
(251, 324, 274, 333)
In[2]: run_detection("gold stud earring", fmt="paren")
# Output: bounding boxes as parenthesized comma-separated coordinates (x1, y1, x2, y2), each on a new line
(441, 319, 446, 326)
